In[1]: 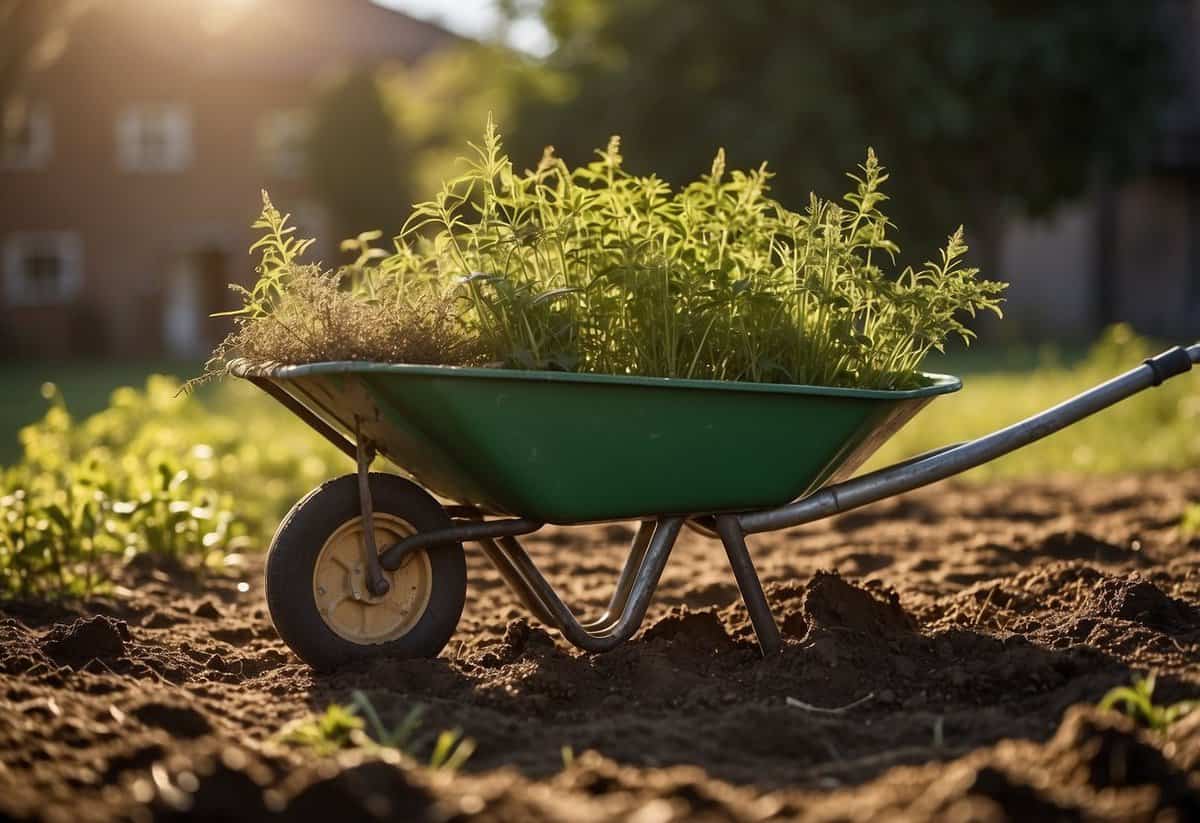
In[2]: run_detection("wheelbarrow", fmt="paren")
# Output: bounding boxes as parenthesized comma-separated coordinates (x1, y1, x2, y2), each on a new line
(231, 344, 1199, 670)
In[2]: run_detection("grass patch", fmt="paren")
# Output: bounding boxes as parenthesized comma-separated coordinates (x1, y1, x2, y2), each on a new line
(200, 203, 483, 383)
(869, 325, 1200, 480)
(0, 359, 198, 465)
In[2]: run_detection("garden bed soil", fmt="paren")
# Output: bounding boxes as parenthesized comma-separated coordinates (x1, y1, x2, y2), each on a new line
(2, 472, 1199, 821)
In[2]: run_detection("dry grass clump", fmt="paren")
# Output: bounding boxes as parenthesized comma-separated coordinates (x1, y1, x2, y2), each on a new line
(197, 195, 484, 385)
(211, 264, 483, 368)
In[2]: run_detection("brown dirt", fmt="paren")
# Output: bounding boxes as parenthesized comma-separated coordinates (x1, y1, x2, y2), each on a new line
(2, 472, 1199, 822)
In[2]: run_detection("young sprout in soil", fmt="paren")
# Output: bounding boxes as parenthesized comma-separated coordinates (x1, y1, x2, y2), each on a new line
(1179, 503, 1200, 539)
(1099, 673, 1196, 732)
(278, 702, 365, 757)
(277, 690, 475, 769)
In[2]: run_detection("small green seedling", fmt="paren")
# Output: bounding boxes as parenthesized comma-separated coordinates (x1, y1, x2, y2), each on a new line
(278, 703, 366, 756)
(277, 690, 475, 770)
(1180, 503, 1200, 539)
(1099, 673, 1196, 732)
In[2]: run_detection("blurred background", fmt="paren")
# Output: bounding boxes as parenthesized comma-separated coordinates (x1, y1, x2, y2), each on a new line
(1, 0, 1198, 474)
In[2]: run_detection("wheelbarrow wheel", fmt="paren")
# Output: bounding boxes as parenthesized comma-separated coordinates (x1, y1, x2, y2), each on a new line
(265, 473, 466, 670)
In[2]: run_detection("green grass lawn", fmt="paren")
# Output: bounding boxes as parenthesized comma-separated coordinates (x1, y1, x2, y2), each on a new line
(0, 359, 203, 464)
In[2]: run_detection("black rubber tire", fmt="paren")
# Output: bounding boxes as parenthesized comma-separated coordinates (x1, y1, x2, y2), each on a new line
(265, 473, 466, 671)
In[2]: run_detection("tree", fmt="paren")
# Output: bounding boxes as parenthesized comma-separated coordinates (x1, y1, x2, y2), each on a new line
(500, 0, 1169, 258)
(307, 70, 413, 244)
(0, 0, 93, 99)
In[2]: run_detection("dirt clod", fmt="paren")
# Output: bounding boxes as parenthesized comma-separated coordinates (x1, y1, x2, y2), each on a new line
(131, 702, 212, 739)
(41, 615, 130, 666)
(1079, 573, 1198, 630)
(798, 571, 917, 638)
(640, 607, 731, 647)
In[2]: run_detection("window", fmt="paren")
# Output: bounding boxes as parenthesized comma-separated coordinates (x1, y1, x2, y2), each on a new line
(257, 109, 312, 178)
(1, 101, 52, 170)
(3, 233, 83, 306)
(116, 104, 192, 171)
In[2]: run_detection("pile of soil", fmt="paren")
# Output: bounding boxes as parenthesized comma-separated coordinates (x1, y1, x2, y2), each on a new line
(2, 472, 1198, 821)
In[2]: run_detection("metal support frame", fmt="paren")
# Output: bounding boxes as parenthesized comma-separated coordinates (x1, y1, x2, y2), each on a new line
(475, 517, 684, 652)
(379, 515, 543, 570)
(411, 515, 784, 656)
(354, 418, 391, 598)
(249, 377, 358, 460)
(715, 515, 781, 655)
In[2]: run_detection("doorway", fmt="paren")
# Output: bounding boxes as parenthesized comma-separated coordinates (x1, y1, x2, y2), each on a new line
(163, 248, 229, 357)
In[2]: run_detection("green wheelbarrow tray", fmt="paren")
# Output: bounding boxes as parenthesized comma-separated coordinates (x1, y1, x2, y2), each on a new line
(231, 360, 961, 524)
(232, 345, 1198, 668)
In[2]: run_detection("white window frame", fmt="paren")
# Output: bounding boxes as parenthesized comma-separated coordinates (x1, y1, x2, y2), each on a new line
(257, 109, 312, 179)
(1, 101, 53, 170)
(116, 103, 193, 172)
(3, 232, 84, 306)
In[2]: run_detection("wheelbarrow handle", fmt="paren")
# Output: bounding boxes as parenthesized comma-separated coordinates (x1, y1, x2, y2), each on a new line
(740, 343, 1198, 534)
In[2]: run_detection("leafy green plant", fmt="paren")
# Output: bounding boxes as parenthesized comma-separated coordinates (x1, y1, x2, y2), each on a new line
(215, 121, 1004, 390)
(1099, 673, 1196, 732)
(277, 691, 475, 770)
(0, 376, 343, 598)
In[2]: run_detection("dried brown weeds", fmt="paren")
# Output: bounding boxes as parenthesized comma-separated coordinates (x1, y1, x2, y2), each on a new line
(206, 266, 484, 376)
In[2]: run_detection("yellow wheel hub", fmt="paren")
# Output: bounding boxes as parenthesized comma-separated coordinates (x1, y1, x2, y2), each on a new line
(312, 512, 433, 644)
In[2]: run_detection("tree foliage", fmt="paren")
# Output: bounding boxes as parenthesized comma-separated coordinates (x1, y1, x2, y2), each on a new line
(307, 70, 413, 243)
(499, 0, 1169, 252)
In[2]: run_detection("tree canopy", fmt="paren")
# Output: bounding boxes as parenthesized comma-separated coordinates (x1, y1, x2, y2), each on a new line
(497, 0, 1169, 253)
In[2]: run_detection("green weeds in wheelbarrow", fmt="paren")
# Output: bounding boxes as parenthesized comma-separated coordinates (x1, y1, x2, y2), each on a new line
(207, 119, 1005, 391)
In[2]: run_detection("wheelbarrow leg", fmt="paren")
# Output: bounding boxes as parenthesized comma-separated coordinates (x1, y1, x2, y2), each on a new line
(353, 417, 391, 598)
(473, 518, 684, 652)
(581, 520, 657, 632)
(477, 536, 561, 628)
(715, 515, 781, 656)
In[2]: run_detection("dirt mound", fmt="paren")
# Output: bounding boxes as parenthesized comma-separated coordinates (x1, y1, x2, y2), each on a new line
(282, 758, 433, 820)
(639, 607, 732, 647)
(797, 571, 917, 638)
(40, 614, 130, 666)
(1078, 573, 1198, 630)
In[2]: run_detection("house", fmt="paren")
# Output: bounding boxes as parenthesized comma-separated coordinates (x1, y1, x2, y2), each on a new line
(0, 0, 455, 358)
(997, 0, 1200, 342)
